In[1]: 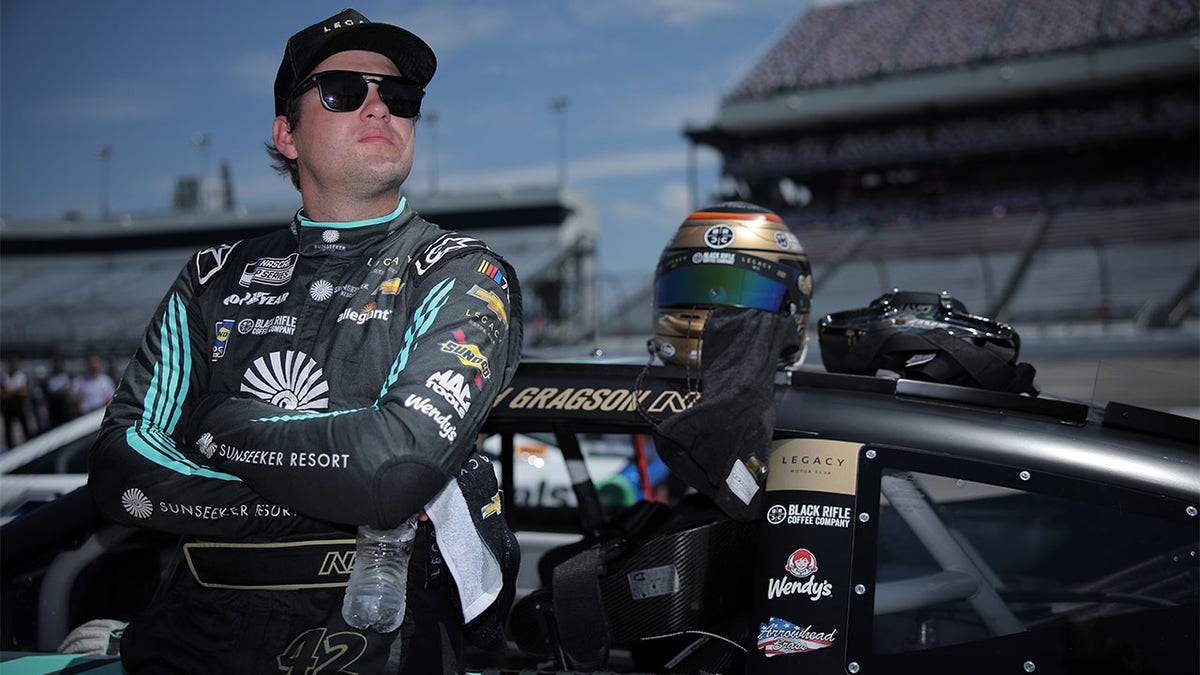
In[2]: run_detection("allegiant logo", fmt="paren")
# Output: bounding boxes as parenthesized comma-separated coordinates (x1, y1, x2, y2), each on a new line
(337, 303, 392, 325)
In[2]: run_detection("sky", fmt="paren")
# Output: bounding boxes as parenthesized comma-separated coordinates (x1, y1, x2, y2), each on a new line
(0, 0, 820, 287)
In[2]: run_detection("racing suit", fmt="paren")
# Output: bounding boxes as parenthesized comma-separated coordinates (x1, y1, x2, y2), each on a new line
(88, 197, 522, 674)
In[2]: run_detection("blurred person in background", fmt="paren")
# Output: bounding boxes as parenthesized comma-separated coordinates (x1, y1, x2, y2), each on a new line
(71, 356, 115, 415)
(2, 356, 37, 448)
(43, 358, 77, 428)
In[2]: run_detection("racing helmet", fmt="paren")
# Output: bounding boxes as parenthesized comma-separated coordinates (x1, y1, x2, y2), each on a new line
(652, 202, 813, 367)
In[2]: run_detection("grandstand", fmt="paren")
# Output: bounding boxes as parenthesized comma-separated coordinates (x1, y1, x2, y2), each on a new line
(0, 186, 597, 359)
(675, 0, 1198, 337)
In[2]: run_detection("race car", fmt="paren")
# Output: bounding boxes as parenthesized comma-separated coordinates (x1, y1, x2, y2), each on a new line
(4, 357, 1194, 675)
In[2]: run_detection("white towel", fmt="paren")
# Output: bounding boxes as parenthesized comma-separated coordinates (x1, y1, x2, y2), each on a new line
(424, 478, 504, 623)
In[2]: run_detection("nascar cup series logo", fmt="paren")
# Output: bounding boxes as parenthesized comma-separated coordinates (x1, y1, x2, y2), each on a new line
(239, 253, 298, 288)
(240, 350, 329, 411)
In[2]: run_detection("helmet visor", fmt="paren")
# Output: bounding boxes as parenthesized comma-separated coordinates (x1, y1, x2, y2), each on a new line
(656, 263, 793, 312)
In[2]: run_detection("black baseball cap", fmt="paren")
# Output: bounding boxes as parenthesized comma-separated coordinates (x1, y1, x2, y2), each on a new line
(274, 8, 437, 116)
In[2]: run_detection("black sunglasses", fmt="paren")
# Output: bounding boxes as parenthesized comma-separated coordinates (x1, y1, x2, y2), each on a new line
(291, 70, 424, 119)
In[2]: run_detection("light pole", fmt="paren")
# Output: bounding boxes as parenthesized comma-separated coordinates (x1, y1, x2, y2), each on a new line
(550, 97, 568, 190)
(193, 133, 211, 210)
(96, 144, 112, 221)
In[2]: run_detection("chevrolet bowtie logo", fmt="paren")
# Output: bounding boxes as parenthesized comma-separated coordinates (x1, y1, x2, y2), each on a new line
(481, 491, 502, 519)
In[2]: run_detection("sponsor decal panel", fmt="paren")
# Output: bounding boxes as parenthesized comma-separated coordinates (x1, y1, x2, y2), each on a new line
(467, 284, 508, 325)
(122, 487, 154, 518)
(238, 314, 297, 336)
(464, 309, 505, 344)
(767, 548, 833, 602)
(240, 350, 330, 411)
(202, 435, 350, 470)
(312, 280, 368, 302)
(403, 394, 458, 442)
(440, 329, 491, 387)
(476, 259, 507, 289)
(766, 502, 853, 528)
(496, 385, 698, 414)
(239, 253, 298, 288)
(277, 628, 366, 673)
(313, 229, 347, 252)
(374, 277, 403, 295)
(337, 302, 392, 325)
(481, 491, 502, 519)
(704, 224, 735, 248)
(196, 242, 240, 285)
(223, 291, 289, 306)
(692, 250, 735, 265)
(425, 369, 472, 417)
(757, 617, 837, 656)
(121, 485, 296, 520)
(211, 320, 234, 361)
(753, 439, 861, 673)
(414, 234, 482, 278)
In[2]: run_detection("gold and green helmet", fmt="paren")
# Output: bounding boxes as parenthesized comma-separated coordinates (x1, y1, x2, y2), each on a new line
(652, 202, 813, 367)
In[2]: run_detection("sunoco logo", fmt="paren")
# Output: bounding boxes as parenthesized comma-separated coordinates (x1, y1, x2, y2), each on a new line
(440, 332, 491, 382)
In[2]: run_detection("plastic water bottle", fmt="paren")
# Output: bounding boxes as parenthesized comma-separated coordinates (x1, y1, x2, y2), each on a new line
(341, 516, 419, 633)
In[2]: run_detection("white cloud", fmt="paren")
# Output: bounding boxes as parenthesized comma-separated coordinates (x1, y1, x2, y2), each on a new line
(51, 80, 173, 122)
(439, 146, 712, 190)
(227, 49, 279, 96)
(565, 0, 762, 27)
(380, 4, 515, 53)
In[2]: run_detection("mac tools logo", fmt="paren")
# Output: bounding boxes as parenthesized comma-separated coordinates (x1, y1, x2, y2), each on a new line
(240, 350, 330, 411)
(426, 369, 472, 417)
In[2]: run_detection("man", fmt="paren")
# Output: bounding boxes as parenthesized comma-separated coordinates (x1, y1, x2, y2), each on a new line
(88, 9, 522, 673)
(1, 356, 36, 448)
(72, 355, 116, 415)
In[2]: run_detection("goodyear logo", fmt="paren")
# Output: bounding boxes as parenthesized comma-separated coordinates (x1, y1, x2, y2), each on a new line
(440, 338, 492, 381)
